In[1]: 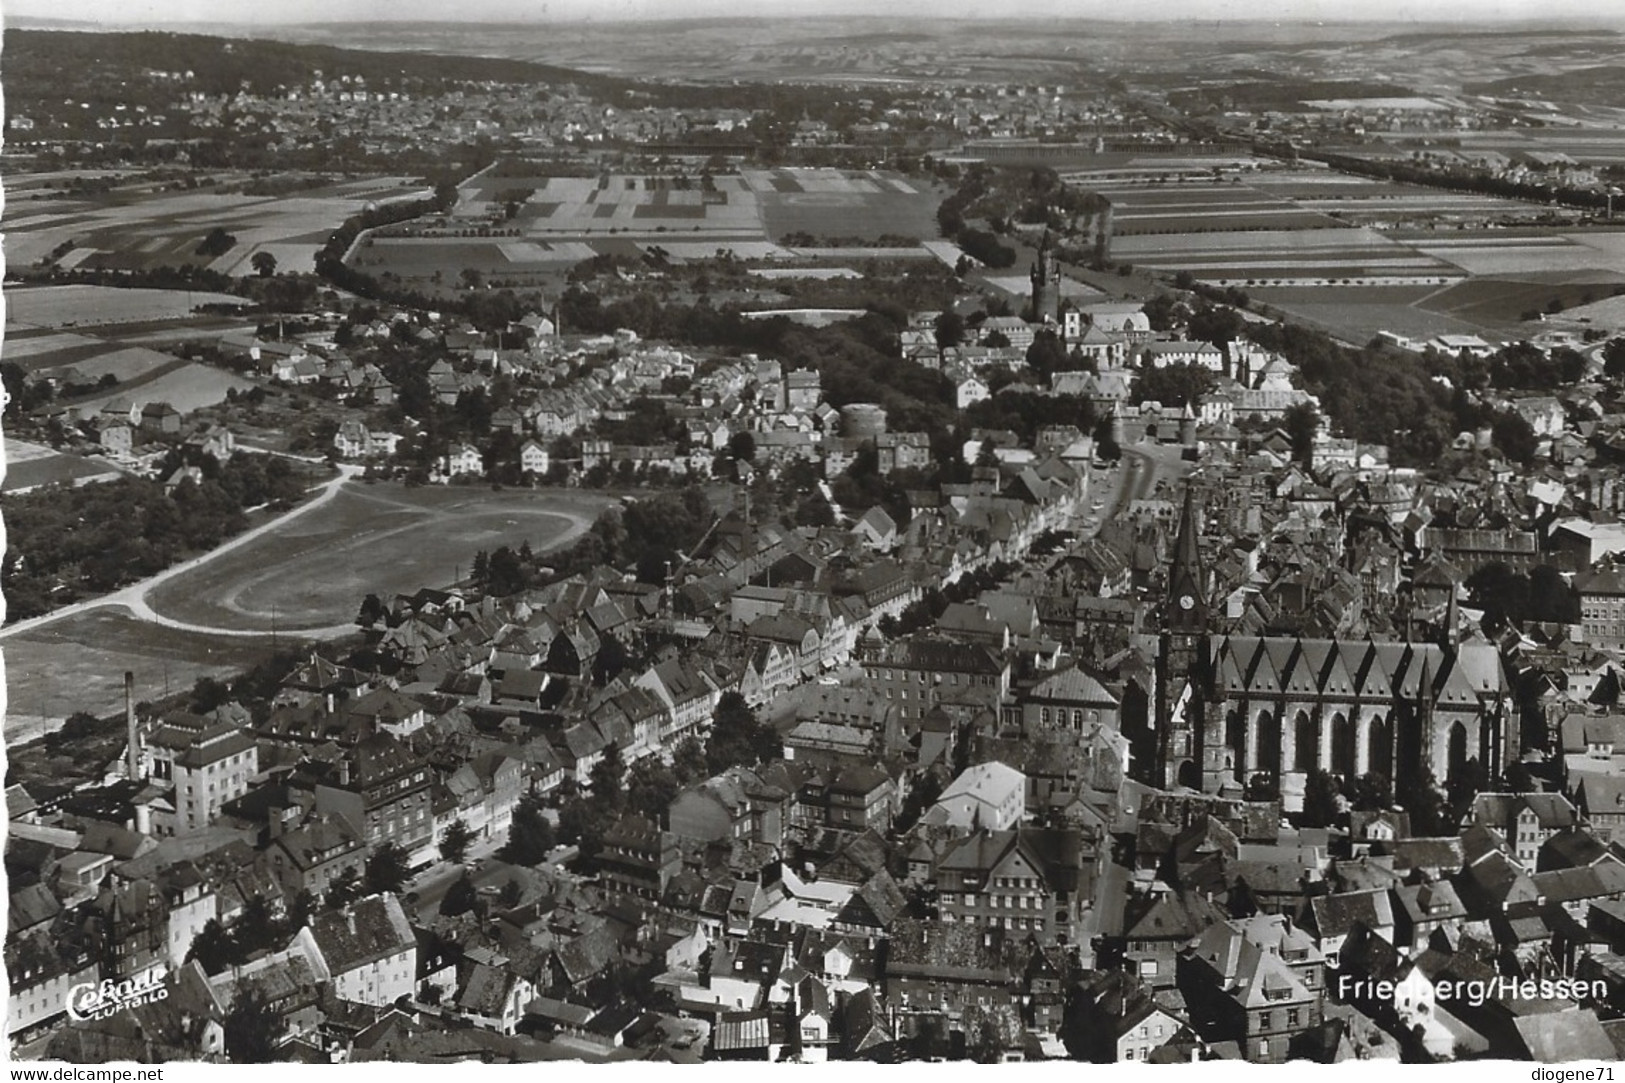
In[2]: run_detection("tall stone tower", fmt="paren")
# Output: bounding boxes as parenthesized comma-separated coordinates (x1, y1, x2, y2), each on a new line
(1029, 231, 1061, 325)
(1159, 483, 1211, 789)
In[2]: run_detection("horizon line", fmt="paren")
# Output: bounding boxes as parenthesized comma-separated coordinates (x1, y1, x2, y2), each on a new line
(9, 13, 1625, 27)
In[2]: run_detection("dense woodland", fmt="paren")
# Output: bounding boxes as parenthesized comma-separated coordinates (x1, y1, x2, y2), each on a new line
(2, 455, 312, 621)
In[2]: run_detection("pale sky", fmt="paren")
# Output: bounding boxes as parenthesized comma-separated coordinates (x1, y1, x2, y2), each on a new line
(2, 0, 1612, 26)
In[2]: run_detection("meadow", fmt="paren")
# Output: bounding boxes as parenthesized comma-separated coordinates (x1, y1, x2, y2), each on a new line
(0, 438, 123, 493)
(2, 609, 285, 744)
(142, 482, 617, 631)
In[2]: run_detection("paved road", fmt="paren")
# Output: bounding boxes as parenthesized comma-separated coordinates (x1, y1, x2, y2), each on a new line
(0, 463, 362, 642)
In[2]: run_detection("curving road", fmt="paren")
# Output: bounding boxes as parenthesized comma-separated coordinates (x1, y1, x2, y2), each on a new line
(0, 463, 364, 643)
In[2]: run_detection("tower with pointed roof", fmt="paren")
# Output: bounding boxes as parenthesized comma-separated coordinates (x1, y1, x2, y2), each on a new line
(1030, 230, 1061, 325)
(1159, 483, 1212, 790)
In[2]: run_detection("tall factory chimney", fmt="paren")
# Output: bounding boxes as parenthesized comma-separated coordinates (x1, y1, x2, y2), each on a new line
(125, 671, 140, 781)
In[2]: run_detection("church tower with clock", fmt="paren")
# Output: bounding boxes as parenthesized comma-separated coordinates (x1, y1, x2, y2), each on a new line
(1158, 483, 1211, 789)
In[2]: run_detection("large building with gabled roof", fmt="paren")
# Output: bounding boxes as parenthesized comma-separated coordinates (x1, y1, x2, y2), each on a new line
(1155, 493, 1512, 804)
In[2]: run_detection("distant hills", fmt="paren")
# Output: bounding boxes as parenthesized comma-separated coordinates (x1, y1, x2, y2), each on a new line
(3, 28, 635, 97)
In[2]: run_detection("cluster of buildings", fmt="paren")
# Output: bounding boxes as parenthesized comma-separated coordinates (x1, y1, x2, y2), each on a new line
(20, 229, 1625, 1066)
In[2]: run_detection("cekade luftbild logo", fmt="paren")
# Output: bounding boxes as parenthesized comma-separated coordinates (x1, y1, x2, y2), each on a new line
(66, 967, 169, 1023)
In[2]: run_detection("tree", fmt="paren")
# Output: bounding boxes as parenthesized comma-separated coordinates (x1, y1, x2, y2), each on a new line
(196, 227, 238, 258)
(487, 546, 526, 596)
(1605, 337, 1625, 380)
(934, 309, 965, 352)
(224, 983, 286, 1062)
(1491, 410, 1538, 465)
(186, 918, 236, 975)
(1466, 562, 1531, 624)
(234, 895, 276, 956)
(251, 251, 278, 278)
(557, 795, 605, 863)
(728, 430, 757, 463)
(1351, 772, 1393, 812)
(1529, 565, 1580, 623)
(325, 865, 362, 909)
(190, 676, 231, 713)
(1407, 772, 1452, 836)
(671, 735, 708, 784)
(1187, 303, 1243, 356)
(499, 878, 523, 909)
(364, 842, 410, 896)
(1142, 292, 1182, 333)
(1132, 362, 1216, 409)
(706, 691, 777, 774)
(439, 819, 473, 865)
(627, 759, 680, 821)
(356, 593, 387, 628)
(1283, 402, 1320, 468)
(441, 871, 477, 917)
(286, 889, 317, 935)
(1505, 761, 1536, 794)
(589, 742, 626, 812)
(1025, 329, 1068, 382)
(1300, 769, 1342, 828)
(501, 792, 555, 866)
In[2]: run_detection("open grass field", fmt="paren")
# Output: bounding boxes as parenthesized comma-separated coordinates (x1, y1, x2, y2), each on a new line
(61, 362, 254, 416)
(2, 610, 289, 744)
(1250, 284, 1496, 344)
(5, 284, 248, 329)
(1417, 274, 1625, 328)
(0, 437, 122, 493)
(143, 482, 617, 631)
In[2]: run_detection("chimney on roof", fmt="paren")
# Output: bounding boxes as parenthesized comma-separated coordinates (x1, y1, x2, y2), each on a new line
(125, 671, 140, 782)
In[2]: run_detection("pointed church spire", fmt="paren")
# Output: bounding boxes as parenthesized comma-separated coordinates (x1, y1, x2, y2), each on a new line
(1166, 482, 1208, 633)
(1173, 483, 1203, 593)
(1416, 650, 1434, 722)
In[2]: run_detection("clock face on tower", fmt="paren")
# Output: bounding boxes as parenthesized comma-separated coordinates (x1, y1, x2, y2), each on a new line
(1179, 594, 1195, 611)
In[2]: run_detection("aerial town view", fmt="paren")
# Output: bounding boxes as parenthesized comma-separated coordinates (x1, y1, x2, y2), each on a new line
(9, 0, 1625, 1067)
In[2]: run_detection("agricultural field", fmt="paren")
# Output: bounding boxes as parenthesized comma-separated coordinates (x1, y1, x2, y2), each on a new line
(0, 437, 123, 493)
(1245, 169, 1547, 222)
(5, 284, 248, 330)
(1076, 165, 1622, 326)
(1411, 232, 1625, 277)
(1249, 284, 1497, 345)
(143, 482, 617, 632)
(3, 173, 429, 276)
(359, 166, 941, 285)
(1091, 179, 1341, 235)
(3, 285, 263, 423)
(1111, 226, 1462, 287)
(1, 609, 286, 744)
(1546, 294, 1625, 335)
(1417, 275, 1625, 329)
(749, 168, 944, 242)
